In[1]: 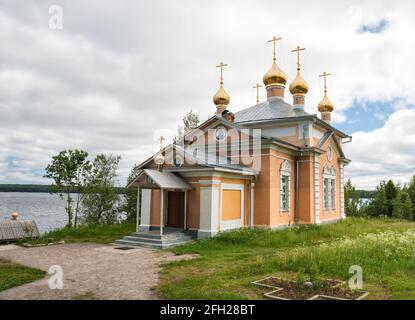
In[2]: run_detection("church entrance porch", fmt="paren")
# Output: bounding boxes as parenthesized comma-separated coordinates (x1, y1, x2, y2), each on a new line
(116, 169, 193, 248)
(126, 169, 192, 237)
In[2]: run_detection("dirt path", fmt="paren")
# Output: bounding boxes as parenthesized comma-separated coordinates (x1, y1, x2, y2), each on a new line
(0, 243, 193, 300)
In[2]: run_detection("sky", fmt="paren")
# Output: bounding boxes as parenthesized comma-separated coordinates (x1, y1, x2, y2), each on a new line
(0, 0, 415, 190)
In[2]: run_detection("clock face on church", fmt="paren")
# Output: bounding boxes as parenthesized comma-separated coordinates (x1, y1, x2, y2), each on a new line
(215, 126, 227, 141)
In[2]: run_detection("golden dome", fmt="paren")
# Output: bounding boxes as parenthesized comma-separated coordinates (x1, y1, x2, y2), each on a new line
(318, 93, 334, 113)
(213, 84, 230, 106)
(289, 71, 309, 95)
(263, 62, 287, 87)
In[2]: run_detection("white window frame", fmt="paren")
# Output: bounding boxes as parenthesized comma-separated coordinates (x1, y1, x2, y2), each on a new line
(280, 160, 291, 215)
(324, 178, 330, 210)
(323, 165, 336, 211)
(220, 183, 244, 230)
(330, 178, 336, 210)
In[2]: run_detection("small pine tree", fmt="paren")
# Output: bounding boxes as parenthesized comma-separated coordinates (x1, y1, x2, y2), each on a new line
(392, 191, 404, 219)
(344, 179, 362, 216)
(385, 180, 398, 216)
(176, 110, 200, 139)
(401, 191, 413, 221)
(406, 174, 415, 212)
(369, 183, 389, 217)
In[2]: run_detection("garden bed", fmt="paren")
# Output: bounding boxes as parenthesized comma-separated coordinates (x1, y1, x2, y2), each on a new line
(253, 276, 368, 300)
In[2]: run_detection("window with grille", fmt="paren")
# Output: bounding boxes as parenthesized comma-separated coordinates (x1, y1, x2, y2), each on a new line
(279, 160, 291, 213)
(280, 175, 289, 211)
(323, 171, 336, 211)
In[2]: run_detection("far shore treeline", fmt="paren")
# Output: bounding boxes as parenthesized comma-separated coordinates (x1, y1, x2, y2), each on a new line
(0, 184, 129, 194)
(0, 183, 379, 198)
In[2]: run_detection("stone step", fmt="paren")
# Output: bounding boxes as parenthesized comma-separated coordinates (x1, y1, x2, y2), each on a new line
(131, 232, 191, 240)
(114, 230, 194, 249)
(131, 232, 164, 239)
(123, 235, 192, 245)
(114, 239, 191, 249)
(131, 232, 193, 240)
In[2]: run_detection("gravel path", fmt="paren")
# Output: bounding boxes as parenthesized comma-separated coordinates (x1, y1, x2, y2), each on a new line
(0, 243, 193, 300)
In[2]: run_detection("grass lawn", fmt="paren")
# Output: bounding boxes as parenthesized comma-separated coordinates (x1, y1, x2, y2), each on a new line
(159, 217, 415, 300)
(18, 221, 135, 245)
(0, 259, 45, 292)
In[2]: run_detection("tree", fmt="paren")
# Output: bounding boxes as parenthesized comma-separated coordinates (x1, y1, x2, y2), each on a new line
(81, 154, 122, 225)
(344, 179, 362, 216)
(176, 110, 200, 139)
(367, 182, 389, 217)
(405, 174, 415, 209)
(121, 166, 139, 223)
(392, 191, 405, 219)
(44, 150, 91, 227)
(401, 191, 413, 220)
(385, 179, 398, 216)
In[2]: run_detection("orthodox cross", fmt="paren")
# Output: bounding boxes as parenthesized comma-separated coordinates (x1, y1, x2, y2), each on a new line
(159, 136, 165, 150)
(319, 72, 332, 93)
(252, 83, 263, 104)
(267, 36, 282, 61)
(291, 46, 306, 70)
(216, 62, 228, 85)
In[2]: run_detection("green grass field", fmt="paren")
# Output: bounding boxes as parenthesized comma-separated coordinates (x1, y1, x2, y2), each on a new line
(159, 218, 415, 300)
(0, 259, 45, 292)
(18, 221, 136, 245)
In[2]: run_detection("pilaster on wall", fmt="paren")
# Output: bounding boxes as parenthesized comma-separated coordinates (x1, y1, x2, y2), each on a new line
(198, 180, 220, 239)
(139, 189, 152, 231)
(314, 154, 321, 224)
(340, 162, 346, 219)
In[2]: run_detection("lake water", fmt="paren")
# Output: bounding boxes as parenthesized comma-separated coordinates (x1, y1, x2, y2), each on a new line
(0, 192, 68, 234)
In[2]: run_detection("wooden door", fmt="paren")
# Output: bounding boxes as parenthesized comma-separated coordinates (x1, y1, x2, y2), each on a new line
(167, 191, 184, 228)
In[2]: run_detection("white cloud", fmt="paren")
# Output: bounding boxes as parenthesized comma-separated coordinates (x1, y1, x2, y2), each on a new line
(344, 108, 415, 189)
(0, 0, 414, 187)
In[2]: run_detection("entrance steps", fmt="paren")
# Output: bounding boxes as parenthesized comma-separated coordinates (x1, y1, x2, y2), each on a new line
(114, 228, 194, 249)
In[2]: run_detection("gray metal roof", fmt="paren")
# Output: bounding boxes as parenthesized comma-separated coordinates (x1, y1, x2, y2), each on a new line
(234, 97, 310, 123)
(141, 169, 192, 190)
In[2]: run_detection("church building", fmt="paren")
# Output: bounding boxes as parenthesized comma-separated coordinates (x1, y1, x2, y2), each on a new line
(122, 37, 352, 247)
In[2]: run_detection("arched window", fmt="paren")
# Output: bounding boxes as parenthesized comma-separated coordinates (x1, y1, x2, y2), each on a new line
(323, 165, 336, 210)
(280, 160, 291, 214)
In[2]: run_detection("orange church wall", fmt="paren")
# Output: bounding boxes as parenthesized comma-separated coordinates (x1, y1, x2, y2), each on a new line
(150, 189, 161, 227)
(174, 175, 251, 232)
(297, 155, 314, 224)
(318, 139, 342, 222)
(252, 149, 297, 228)
(253, 151, 271, 226)
(269, 149, 296, 227)
(183, 177, 201, 230)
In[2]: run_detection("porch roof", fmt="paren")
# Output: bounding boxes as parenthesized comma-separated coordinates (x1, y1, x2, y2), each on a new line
(128, 169, 192, 190)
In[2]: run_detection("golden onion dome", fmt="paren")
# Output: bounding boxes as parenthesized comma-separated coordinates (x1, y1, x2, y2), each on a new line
(263, 62, 287, 87)
(289, 71, 309, 95)
(318, 93, 334, 113)
(213, 84, 230, 106)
